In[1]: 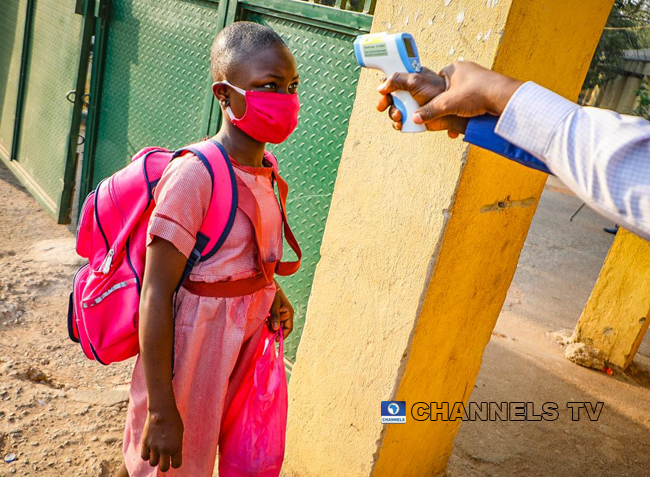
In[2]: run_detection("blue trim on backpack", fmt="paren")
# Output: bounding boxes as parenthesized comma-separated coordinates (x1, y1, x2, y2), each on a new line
(142, 148, 168, 209)
(67, 292, 78, 343)
(204, 140, 238, 261)
(185, 140, 238, 262)
(88, 341, 108, 365)
(94, 179, 110, 253)
(126, 236, 141, 295)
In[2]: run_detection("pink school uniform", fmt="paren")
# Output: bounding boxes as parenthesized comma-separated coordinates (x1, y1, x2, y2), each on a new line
(122, 153, 292, 476)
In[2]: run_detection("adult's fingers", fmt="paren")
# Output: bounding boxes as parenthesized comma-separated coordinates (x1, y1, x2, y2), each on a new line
(424, 115, 468, 135)
(158, 453, 171, 473)
(378, 72, 416, 95)
(171, 452, 183, 469)
(376, 93, 393, 112)
(389, 105, 402, 122)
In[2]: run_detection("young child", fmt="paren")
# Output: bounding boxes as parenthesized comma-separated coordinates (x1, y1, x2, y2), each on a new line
(116, 22, 301, 476)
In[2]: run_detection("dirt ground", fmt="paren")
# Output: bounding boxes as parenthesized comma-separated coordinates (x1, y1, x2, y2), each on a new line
(0, 164, 133, 476)
(0, 164, 649, 477)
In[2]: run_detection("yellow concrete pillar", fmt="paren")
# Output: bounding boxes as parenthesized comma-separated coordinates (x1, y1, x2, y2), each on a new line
(283, 1, 613, 476)
(574, 228, 650, 369)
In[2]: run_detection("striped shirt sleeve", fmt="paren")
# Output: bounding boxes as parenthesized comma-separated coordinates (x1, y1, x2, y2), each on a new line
(147, 154, 212, 258)
(495, 82, 650, 240)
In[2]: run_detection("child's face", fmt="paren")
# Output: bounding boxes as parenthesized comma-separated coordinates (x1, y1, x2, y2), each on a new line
(216, 45, 299, 120)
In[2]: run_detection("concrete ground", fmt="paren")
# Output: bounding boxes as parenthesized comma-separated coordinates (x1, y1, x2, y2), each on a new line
(448, 176, 650, 476)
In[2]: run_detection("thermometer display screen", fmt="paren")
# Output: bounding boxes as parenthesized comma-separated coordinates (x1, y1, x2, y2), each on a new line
(404, 38, 416, 58)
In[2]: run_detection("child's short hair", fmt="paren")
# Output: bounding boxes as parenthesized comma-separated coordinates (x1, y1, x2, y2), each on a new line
(211, 22, 287, 82)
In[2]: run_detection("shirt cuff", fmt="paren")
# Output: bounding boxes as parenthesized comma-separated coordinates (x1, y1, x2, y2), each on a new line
(148, 214, 196, 259)
(495, 82, 579, 158)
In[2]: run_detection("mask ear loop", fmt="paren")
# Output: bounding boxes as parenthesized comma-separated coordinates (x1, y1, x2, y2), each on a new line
(213, 80, 247, 121)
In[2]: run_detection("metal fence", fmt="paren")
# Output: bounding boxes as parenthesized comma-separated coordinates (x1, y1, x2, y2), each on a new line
(0, 0, 373, 367)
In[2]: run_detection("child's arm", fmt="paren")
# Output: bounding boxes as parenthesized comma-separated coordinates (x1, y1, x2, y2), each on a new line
(138, 237, 188, 472)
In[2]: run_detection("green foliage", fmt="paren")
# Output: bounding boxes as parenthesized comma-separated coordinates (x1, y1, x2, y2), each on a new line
(633, 79, 650, 119)
(583, 0, 650, 90)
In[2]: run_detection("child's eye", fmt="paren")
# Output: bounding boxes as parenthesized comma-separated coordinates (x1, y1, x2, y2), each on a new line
(262, 83, 277, 91)
(289, 82, 299, 94)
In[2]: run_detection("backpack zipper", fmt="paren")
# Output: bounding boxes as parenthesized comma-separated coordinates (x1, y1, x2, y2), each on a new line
(100, 249, 114, 274)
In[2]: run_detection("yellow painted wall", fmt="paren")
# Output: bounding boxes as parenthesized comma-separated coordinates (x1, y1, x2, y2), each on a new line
(374, 0, 613, 474)
(283, 1, 613, 476)
(575, 228, 650, 369)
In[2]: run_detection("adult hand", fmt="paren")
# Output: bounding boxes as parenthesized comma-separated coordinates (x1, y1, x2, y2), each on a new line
(377, 67, 466, 137)
(378, 61, 523, 136)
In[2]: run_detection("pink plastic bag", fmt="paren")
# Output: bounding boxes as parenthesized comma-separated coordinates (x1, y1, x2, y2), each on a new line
(219, 329, 288, 477)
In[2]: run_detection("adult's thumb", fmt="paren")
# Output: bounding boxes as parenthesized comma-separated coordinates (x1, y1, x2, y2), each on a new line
(413, 93, 455, 124)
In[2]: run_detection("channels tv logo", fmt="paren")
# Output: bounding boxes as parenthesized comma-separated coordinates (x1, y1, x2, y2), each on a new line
(381, 401, 406, 424)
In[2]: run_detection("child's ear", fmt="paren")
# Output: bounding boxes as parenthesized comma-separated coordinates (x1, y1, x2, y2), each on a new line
(212, 83, 230, 107)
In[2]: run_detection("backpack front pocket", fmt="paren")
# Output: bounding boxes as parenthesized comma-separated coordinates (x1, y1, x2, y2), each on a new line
(80, 271, 140, 363)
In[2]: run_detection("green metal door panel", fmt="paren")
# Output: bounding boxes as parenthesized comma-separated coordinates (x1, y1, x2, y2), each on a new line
(90, 0, 221, 187)
(243, 10, 363, 363)
(0, 0, 27, 158)
(16, 0, 83, 212)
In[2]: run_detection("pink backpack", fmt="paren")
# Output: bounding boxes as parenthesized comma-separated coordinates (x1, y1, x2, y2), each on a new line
(68, 139, 260, 365)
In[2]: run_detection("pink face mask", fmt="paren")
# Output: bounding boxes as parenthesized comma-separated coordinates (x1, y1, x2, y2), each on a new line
(218, 81, 300, 144)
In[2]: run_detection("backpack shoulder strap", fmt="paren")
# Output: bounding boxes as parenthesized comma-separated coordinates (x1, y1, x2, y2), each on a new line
(172, 140, 238, 283)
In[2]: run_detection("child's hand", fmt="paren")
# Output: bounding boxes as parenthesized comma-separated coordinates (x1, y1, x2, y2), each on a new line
(140, 406, 184, 472)
(268, 282, 294, 340)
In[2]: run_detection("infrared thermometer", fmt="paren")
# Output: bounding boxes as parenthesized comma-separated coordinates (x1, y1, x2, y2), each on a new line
(354, 32, 426, 133)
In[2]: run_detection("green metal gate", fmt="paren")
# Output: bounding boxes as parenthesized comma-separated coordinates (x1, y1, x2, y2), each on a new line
(0, 0, 94, 223)
(81, 0, 374, 366)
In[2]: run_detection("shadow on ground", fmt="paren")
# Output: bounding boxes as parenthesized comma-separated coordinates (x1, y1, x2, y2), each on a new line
(449, 178, 650, 476)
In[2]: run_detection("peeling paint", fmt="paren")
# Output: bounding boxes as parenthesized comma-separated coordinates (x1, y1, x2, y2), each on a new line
(456, 9, 465, 24)
(484, 29, 492, 41)
(444, 0, 452, 6)
(480, 197, 536, 213)
(405, 15, 410, 26)
(448, 47, 455, 56)
(477, 33, 483, 41)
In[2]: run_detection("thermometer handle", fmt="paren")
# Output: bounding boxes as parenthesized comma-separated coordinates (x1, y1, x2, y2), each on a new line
(392, 90, 427, 133)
